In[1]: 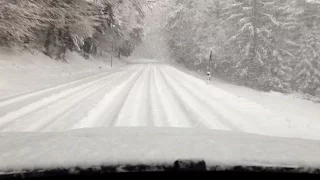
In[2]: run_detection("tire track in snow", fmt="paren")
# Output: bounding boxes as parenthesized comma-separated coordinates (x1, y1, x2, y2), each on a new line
(149, 65, 168, 127)
(170, 66, 275, 115)
(113, 65, 153, 127)
(0, 67, 134, 131)
(153, 65, 193, 128)
(0, 66, 129, 114)
(145, 65, 153, 126)
(164, 66, 268, 134)
(158, 67, 213, 129)
(160, 66, 238, 131)
(0, 67, 137, 132)
(171, 67, 288, 134)
(39, 67, 139, 132)
(71, 65, 145, 129)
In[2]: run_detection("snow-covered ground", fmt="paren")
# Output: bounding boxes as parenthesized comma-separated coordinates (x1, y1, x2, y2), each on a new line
(1, 63, 319, 139)
(0, 50, 124, 98)
(0, 56, 320, 172)
(175, 65, 320, 140)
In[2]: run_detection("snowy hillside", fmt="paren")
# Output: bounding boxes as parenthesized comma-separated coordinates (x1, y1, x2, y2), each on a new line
(0, 50, 124, 98)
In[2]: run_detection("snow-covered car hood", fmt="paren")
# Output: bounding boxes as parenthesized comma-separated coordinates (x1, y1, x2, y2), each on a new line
(0, 127, 320, 173)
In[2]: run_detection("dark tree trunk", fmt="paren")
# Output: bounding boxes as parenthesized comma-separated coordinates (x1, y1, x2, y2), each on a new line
(83, 38, 92, 59)
(44, 26, 54, 57)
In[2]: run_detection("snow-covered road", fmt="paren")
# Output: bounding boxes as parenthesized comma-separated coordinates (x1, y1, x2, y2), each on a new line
(0, 63, 318, 139)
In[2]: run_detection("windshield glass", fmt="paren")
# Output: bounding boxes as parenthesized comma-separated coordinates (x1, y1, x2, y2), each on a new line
(0, 0, 320, 174)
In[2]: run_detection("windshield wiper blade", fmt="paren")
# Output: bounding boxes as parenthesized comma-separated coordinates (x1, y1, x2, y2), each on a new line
(1, 160, 320, 180)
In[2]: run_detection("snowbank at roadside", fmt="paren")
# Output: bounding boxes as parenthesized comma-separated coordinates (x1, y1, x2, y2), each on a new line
(0, 50, 125, 98)
(209, 80, 320, 139)
(0, 127, 320, 172)
(171, 64, 320, 139)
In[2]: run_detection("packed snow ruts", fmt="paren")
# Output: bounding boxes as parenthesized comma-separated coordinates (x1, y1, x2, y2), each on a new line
(0, 63, 320, 140)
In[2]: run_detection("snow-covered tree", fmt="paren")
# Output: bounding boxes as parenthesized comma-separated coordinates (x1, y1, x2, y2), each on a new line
(165, 0, 227, 71)
(0, 0, 49, 46)
(223, 0, 296, 87)
(261, 0, 298, 92)
(40, 0, 99, 60)
(293, 0, 320, 95)
(113, 0, 149, 57)
(0, 0, 151, 60)
(165, 0, 198, 66)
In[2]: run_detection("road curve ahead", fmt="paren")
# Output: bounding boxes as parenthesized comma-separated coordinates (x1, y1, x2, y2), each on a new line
(0, 63, 290, 136)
